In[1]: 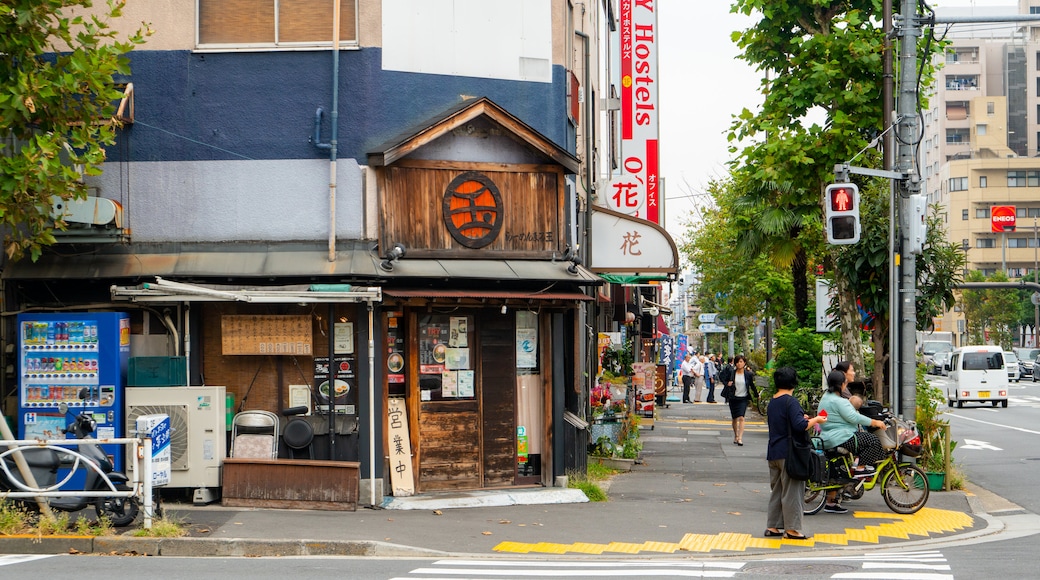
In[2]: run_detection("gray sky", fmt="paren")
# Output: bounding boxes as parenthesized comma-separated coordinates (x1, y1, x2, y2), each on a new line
(657, 0, 1009, 241)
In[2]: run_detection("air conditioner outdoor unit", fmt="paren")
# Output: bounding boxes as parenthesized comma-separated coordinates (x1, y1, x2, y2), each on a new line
(125, 386, 226, 505)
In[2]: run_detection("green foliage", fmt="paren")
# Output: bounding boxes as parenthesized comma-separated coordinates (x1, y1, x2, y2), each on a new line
(960, 270, 1019, 349)
(128, 514, 185, 538)
(0, 0, 149, 261)
(0, 501, 33, 535)
(772, 326, 824, 411)
(915, 365, 955, 474)
(585, 462, 620, 481)
(567, 473, 608, 502)
(589, 436, 615, 458)
(680, 177, 794, 344)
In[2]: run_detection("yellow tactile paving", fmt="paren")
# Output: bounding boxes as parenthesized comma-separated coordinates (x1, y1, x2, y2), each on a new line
(492, 506, 975, 555)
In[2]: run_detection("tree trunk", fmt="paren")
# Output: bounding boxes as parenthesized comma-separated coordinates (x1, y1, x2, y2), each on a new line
(792, 247, 809, 327)
(836, 273, 865, 376)
(871, 314, 889, 407)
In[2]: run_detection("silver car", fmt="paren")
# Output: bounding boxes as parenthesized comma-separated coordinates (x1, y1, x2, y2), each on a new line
(1014, 348, 1040, 378)
(931, 351, 952, 376)
(1004, 351, 1021, 382)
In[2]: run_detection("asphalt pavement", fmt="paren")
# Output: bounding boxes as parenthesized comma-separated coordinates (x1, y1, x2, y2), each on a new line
(0, 398, 1018, 557)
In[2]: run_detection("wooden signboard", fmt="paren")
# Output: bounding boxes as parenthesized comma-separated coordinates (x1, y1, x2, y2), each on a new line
(387, 397, 415, 497)
(221, 315, 312, 356)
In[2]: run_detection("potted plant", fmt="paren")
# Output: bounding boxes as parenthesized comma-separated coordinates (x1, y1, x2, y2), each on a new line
(916, 367, 956, 490)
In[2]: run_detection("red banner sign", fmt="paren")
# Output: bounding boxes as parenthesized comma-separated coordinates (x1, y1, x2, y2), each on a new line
(991, 206, 1016, 232)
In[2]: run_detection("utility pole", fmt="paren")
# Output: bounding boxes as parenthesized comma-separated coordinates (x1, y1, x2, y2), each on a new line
(895, 0, 921, 419)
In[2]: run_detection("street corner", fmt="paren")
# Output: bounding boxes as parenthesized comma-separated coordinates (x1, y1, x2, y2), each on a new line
(491, 506, 977, 556)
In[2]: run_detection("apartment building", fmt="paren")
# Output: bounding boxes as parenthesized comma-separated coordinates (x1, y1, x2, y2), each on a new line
(922, 2, 1040, 343)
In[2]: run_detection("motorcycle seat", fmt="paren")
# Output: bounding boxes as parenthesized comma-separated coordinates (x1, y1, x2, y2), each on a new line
(3, 448, 60, 470)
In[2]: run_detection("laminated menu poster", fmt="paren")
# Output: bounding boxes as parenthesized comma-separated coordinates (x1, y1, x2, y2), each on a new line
(449, 316, 468, 347)
(458, 370, 475, 397)
(441, 371, 458, 397)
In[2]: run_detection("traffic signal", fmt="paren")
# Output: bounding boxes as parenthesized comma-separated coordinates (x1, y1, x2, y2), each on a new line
(825, 183, 860, 244)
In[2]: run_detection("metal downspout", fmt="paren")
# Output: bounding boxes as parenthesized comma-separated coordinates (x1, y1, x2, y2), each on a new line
(328, 1, 341, 263)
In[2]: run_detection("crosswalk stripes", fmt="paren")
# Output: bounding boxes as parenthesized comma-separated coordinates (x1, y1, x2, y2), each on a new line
(762, 550, 952, 579)
(394, 558, 746, 578)
(396, 551, 952, 578)
(0, 555, 55, 567)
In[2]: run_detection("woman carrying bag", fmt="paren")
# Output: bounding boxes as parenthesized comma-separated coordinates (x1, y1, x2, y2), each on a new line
(765, 366, 828, 540)
(720, 355, 757, 445)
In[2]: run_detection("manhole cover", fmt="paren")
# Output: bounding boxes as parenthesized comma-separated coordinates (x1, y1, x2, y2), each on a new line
(742, 563, 858, 576)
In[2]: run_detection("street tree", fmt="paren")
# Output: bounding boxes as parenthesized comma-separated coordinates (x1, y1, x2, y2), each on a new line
(960, 271, 1019, 349)
(681, 178, 793, 355)
(832, 184, 965, 400)
(0, 0, 148, 262)
(729, 0, 885, 328)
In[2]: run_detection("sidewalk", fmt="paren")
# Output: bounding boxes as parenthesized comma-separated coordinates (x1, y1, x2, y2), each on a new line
(0, 401, 1013, 557)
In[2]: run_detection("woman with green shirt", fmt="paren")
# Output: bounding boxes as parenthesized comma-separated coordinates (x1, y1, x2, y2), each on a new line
(817, 370, 886, 513)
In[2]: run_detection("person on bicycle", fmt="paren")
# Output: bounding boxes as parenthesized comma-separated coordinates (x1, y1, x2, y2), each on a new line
(817, 370, 886, 514)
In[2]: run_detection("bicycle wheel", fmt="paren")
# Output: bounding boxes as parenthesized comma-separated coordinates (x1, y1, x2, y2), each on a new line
(881, 463, 929, 514)
(803, 480, 828, 515)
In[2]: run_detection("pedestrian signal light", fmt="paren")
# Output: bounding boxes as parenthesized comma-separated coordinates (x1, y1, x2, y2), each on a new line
(825, 183, 860, 245)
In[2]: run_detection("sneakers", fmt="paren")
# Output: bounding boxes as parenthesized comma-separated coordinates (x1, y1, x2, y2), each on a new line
(823, 503, 849, 514)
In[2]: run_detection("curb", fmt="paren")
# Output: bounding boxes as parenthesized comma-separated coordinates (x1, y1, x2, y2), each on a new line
(0, 536, 448, 558)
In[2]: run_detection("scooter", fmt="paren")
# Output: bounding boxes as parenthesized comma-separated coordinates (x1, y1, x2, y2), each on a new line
(0, 404, 139, 526)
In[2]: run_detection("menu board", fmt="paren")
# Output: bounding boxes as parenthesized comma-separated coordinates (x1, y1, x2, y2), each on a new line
(385, 311, 406, 396)
(221, 315, 312, 355)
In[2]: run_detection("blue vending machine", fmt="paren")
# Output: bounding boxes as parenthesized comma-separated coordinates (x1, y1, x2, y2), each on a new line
(17, 312, 130, 478)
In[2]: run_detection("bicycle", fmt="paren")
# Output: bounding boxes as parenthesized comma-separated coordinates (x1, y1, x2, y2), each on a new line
(803, 416, 930, 516)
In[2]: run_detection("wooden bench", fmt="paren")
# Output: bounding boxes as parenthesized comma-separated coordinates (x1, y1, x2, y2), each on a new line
(221, 458, 360, 510)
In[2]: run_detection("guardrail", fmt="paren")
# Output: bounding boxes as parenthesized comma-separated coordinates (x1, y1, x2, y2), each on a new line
(0, 437, 156, 528)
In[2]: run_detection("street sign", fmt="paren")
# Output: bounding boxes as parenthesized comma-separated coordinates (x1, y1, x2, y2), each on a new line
(698, 323, 728, 333)
(698, 313, 717, 323)
(1032, 292, 1040, 306)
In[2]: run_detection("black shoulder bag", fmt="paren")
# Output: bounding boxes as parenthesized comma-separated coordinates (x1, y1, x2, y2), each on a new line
(784, 397, 824, 483)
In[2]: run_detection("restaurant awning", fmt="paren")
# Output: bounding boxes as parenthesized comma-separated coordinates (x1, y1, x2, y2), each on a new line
(111, 277, 382, 304)
(382, 288, 593, 301)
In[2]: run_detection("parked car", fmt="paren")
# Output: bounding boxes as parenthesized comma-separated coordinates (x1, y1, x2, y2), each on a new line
(1004, 351, 1021, 382)
(931, 351, 952, 376)
(1015, 348, 1040, 378)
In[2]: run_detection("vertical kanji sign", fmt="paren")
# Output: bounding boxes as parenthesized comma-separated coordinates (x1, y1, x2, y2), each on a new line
(387, 397, 415, 497)
(619, 0, 660, 224)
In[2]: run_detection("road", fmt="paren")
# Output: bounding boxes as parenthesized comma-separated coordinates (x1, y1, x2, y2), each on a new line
(928, 373, 1040, 515)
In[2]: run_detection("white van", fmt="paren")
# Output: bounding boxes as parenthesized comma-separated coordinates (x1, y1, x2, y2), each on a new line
(947, 345, 1009, 408)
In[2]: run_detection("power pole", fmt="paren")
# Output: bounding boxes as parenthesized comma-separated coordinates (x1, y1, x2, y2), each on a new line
(895, 0, 920, 420)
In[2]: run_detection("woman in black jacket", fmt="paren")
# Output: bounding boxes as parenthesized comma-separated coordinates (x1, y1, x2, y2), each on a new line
(720, 354, 757, 445)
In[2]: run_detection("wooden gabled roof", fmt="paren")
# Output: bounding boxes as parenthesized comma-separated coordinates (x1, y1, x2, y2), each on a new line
(367, 97, 580, 174)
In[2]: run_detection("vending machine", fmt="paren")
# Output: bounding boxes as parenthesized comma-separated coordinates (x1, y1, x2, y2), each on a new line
(17, 312, 130, 475)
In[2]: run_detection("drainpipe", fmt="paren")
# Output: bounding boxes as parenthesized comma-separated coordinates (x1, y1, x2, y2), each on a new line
(313, 1, 341, 263)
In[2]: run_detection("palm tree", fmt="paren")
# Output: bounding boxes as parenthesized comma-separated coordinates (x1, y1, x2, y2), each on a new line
(733, 180, 818, 328)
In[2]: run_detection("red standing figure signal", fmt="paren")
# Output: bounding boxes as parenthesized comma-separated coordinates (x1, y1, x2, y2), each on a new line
(825, 183, 860, 244)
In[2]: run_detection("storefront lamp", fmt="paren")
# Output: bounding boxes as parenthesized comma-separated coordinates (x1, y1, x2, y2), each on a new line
(379, 242, 407, 271)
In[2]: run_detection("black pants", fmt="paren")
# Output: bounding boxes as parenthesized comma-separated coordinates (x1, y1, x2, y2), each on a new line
(682, 375, 693, 402)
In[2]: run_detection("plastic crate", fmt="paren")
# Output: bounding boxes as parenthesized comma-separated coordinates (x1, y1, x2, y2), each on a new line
(128, 356, 187, 387)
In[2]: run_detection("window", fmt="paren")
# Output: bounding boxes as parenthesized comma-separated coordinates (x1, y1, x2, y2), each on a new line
(946, 128, 970, 143)
(975, 208, 990, 219)
(1031, 171, 1040, 187)
(1032, 6, 1040, 14)
(962, 209, 969, 220)
(197, 0, 358, 49)
(949, 177, 968, 191)
(987, 101, 995, 115)
(980, 175, 987, 188)
(1009, 171, 1028, 187)
(1031, 208, 1040, 218)
(976, 124, 987, 135)
(977, 238, 995, 248)
(1018, 207, 1028, 218)
(962, 352, 1002, 370)
(1009, 237, 1030, 248)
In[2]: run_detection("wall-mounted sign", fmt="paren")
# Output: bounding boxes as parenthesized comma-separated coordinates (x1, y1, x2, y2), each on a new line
(443, 171, 504, 249)
(617, 0, 660, 224)
(589, 207, 677, 275)
(220, 315, 311, 356)
(991, 205, 1016, 233)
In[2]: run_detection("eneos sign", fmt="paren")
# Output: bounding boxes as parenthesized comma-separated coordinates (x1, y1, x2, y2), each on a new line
(991, 206, 1017, 232)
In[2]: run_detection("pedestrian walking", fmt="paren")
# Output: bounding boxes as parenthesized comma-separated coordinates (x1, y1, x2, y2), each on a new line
(679, 352, 695, 403)
(765, 366, 827, 540)
(692, 355, 705, 403)
(704, 355, 718, 403)
(719, 354, 757, 445)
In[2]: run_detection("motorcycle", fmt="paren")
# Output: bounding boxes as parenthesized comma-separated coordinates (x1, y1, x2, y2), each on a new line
(0, 403, 139, 526)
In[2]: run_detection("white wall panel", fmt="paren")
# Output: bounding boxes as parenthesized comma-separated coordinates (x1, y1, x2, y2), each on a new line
(382, 0, 551, 83)
(89, 159, 365, 243)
